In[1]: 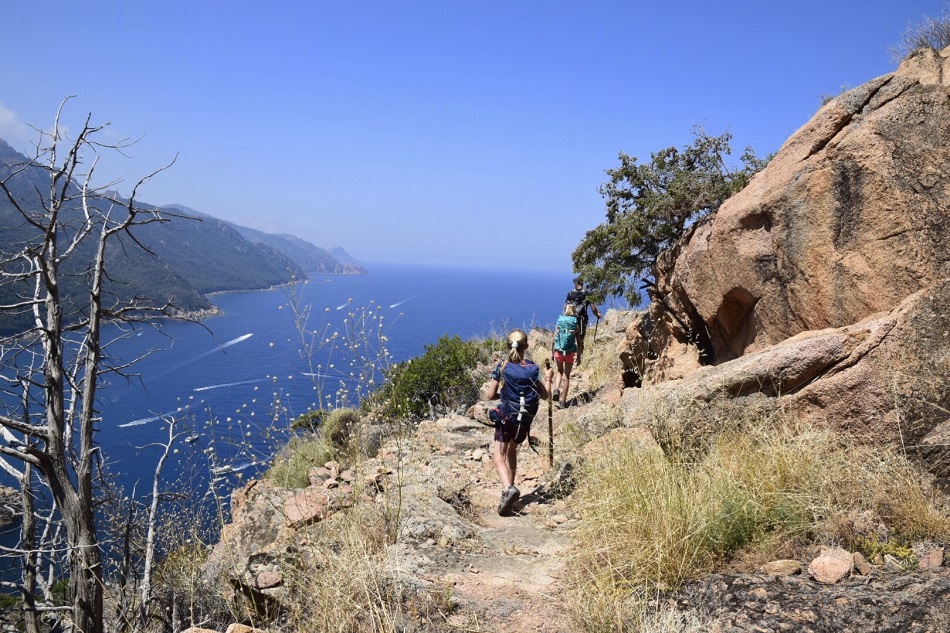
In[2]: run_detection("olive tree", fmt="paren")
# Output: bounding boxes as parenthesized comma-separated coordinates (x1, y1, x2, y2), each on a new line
(572, 128, 767, 305)
(0, 99, 180, 633)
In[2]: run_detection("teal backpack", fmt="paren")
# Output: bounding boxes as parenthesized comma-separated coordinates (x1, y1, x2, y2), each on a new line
(554, 315, 578, 353)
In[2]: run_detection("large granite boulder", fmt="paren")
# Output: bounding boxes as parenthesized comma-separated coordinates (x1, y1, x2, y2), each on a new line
(623, 285, 948, 444)
(651, 45, 950, 368)
(622, 47, 950, 485)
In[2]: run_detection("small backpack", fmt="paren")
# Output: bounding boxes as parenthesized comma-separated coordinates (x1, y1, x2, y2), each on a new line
(554, 315, 578, 353)
(494, 361, 541, 423)
(566, 289, 589, 322)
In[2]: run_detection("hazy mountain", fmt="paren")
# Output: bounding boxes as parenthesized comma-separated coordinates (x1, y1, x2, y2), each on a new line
(0, 140, 363, 336)
(159, 205, 365, 275)
(327, 246, 366, 273)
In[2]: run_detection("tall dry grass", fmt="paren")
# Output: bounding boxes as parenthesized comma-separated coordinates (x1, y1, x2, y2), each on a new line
(565, 408, 950, 631)
(274, 506, 401, 632)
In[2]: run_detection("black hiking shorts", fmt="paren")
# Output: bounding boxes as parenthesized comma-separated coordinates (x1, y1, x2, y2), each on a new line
(489, 407, 536, 444)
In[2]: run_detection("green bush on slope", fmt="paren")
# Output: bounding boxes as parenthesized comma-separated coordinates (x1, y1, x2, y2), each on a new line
(374, 334, 486, 421)
(267, 408, 363, 488)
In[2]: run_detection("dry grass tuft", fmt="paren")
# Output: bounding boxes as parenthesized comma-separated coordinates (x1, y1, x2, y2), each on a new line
(274, 506, 402, 632)
(580, 329, 624, 393)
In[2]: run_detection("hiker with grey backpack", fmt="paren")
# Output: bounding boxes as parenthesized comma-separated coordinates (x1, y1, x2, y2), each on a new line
(566, 277, 601, 366)
(486, 330, 554, 516)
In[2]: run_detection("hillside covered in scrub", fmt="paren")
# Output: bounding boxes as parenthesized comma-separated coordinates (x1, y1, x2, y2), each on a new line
(0, 139, 364, 337)
(185, 47, 950, 632)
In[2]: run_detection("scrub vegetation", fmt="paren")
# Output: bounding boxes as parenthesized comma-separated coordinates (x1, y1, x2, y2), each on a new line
(565, 405, 950, 630)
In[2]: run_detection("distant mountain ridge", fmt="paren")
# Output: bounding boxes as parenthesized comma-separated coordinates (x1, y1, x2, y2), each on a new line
(158, 204, 366, 276)
(0, 139, 365, 336)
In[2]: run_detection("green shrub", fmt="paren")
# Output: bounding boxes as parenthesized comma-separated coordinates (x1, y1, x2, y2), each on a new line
(0, 592, 19, 609)
(375, 334, 484, 420)
(265, 436, 334, 489)
(322, 407, 361, 453)
(293, 408, 361, 448)
(291, 409, 325, 432)
(271, 408, 363, 487)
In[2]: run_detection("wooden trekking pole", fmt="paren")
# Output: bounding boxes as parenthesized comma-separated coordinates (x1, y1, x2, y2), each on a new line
(544, 359, 554, 468)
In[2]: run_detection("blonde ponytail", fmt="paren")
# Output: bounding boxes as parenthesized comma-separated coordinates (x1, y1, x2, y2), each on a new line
(506, 329, 528, 363)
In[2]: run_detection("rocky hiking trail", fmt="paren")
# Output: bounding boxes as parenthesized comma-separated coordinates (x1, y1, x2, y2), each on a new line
(209, 45, 950, 630)
(207, 314, 950, 632)
(394, 337, 950, 632)
(409, 397, 583, 632)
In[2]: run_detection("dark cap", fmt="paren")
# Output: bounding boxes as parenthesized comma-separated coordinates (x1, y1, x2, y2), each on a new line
(573, 276, 583, 285)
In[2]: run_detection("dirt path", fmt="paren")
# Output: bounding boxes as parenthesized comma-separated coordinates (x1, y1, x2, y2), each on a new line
(408, 396, 586, 632)
(446, 448, 574, 631)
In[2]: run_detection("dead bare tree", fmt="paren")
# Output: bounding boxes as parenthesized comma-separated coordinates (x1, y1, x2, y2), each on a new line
(0, 98, 181, 633)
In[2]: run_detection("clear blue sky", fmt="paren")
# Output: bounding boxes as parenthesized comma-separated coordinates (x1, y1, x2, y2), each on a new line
(1, 1, 945, 271)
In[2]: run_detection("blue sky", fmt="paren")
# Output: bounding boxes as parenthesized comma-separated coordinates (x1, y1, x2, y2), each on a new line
(1, 1, 945, 271)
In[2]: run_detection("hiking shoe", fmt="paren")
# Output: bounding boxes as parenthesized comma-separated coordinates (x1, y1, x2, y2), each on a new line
(497, 485, 520, 515)
(552, 389, 561, 402)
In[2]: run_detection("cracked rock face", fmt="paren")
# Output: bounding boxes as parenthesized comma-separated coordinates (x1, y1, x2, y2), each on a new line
(630, 46, 950, 486)
(653, 45, 950, 367)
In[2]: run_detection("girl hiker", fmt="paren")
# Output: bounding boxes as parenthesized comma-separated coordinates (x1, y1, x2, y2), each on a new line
(486, 330, 554, 515)
(552, 303, 578, 409)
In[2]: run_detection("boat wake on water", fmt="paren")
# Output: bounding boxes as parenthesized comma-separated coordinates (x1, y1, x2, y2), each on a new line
(389, 295, 417, 309)
(117, 410, 177, 428)
(149, 333, 255, 380)
(193, 378, 266, 392)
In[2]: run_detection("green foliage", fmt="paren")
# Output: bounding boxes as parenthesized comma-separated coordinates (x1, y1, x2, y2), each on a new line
(321, 407, 361, 453)
(292, 409, 326, 432)
(0, 592, 19, 608)
(272, 408, 361, 487)
(857, 535, 916, 564)
(572, 128, 769, 305)
(265, 435, 335, 488)
(891, 3, 950, 62)
(375, 334, 484, 420)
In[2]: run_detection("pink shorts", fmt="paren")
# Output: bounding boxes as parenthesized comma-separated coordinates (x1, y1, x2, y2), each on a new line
(553, 350, 576, 364)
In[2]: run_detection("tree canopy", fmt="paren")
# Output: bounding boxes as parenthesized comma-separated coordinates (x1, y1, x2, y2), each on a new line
(572, 128, 768, 305)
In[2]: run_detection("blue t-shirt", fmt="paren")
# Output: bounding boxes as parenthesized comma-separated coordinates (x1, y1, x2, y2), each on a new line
(492, 360, 542, 383)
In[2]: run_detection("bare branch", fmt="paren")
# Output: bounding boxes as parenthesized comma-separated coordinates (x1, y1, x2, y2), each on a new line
(137, 415, 184, 629)
(0, 444, 41, 467)
(0, 413, 49, 440)
(0, 98, 184, 633)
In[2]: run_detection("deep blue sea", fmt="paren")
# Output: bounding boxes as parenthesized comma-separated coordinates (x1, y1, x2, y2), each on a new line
(93, 263, 579, 486)
(1, 263, 622, 555)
